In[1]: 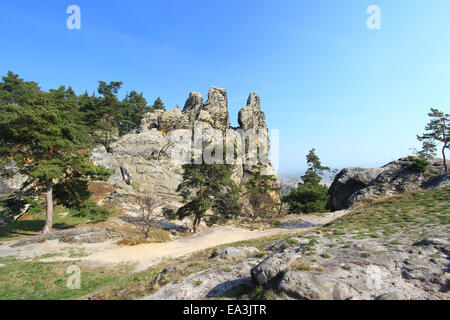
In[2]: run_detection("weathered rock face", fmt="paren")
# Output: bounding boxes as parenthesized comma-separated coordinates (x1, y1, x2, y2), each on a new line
(182, 92, 204, 126)
(93, 86, 280, 217)
(276, 271, 334, 300)
(328, 157, 450, 211)
(200, 86, 230, 131)
(238, 93, 267, 131)
(327, 168, 385, 211)
(0, 163, 28, 197)
(251, 250, 301, 286)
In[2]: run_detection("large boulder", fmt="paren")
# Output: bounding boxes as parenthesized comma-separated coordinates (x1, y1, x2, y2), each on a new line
(327, 167, 384, 211)
(251, 250, 301, 286)
(275, 271, 334, 300)
(328, 157, 450, 211)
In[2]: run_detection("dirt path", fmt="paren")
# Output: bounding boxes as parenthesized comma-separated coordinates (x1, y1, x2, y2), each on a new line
(83, 210, 349, 272)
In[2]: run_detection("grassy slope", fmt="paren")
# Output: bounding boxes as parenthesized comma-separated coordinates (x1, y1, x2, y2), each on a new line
(320, 187, 449, 242)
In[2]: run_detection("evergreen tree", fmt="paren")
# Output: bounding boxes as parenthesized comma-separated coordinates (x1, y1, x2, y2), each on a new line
(244, 165, 279, 220)
(96, 81, 123, 148)
(412, 139, 437, 160)
(120, 90, 151, 134)
(417, 108, 449, 172)
(0, 79, 113, 234)
(152, 97, 166, 110)
(286, 149, 330, 214)
(0, 71, 40, 106)
(176, 161, 241, 232)
(78, 91, 100, 131)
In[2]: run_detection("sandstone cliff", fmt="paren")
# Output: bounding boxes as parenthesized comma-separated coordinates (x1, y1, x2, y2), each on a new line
(93, 86, 280, 216)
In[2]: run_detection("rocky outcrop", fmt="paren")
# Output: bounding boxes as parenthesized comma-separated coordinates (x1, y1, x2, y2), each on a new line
(0, 163, 28, 197)
(275, 271, 334, 300)
(238, 93, 266, 131)
(199, 86, 230, 131)
(93, 86, 280, 217)
(328, 157, 449, 211)
(422, 172, 450, 190)
(251, 250, 301, 286)
(327, 168, 384, 211)
(10, 226, 119, 247)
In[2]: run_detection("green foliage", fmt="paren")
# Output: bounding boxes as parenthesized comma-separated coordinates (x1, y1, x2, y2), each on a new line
(0, 71, 41, 106)
(286, 148, 330, 214)
(407, 156, 430, 173)
(1, 196, 42, 217)
(152, 97, 166, 110)
(417, 108, 449, 171)
(0, 71, 114, 232)
(286, 184, 329, 213)
(176, 158, 241, 231)
(244, 165, 280, 219)
(69, 198, 111, 221)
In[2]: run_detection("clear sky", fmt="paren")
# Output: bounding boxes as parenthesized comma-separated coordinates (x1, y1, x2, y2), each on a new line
(1, 0, 449, 173)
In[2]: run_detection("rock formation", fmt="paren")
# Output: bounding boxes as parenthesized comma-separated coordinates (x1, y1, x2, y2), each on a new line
(328, 157, 450, 211)
(93, 86, 280, 216)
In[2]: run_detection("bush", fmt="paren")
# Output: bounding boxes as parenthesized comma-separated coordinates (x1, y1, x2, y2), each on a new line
(408, 156, 430, 173)
(285, 184, 329, 214)
(69, 199, 111, 221)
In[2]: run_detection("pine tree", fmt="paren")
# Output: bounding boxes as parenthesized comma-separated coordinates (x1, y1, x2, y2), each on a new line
(96, 81, 123, 148)
(120, 91, 151, 134)
(286, 149, 330, 214)
(152, 97, 166, 110)
(0, 71, 40, 106)
(417, 108, 449, 172)
(412, 139, 437, 160)
(0, 78, 113, 234)
(244, 165, 279, 220)
(176, 162, 241, 232)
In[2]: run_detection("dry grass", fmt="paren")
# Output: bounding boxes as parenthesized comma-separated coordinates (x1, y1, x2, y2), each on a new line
(116, 228, 172, 246)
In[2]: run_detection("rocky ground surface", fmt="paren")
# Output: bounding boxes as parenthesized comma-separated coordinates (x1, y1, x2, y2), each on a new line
(0, 210, 349, 269)
(142, 187, 449, 300)
(0, 188, 448, 300)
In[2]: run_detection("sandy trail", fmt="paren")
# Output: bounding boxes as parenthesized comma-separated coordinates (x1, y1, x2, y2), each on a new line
(83, 210, 349, 272)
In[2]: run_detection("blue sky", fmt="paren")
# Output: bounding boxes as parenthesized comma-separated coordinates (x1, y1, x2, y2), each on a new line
(1, 0, 449, 173)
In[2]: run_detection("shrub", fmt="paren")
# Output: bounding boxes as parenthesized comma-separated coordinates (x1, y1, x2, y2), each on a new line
(70, 199, 111, 221)
(408, 156, 429, 173)
(285, 184, 329, 213)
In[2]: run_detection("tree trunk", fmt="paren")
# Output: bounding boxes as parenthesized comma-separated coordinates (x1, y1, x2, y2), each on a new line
(193, 216, 201, 233)
(443, 145, 448, 173)
(278, 201, 284, 216)
(104, 114, 112, 148)
(42, 182, 53, 234)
